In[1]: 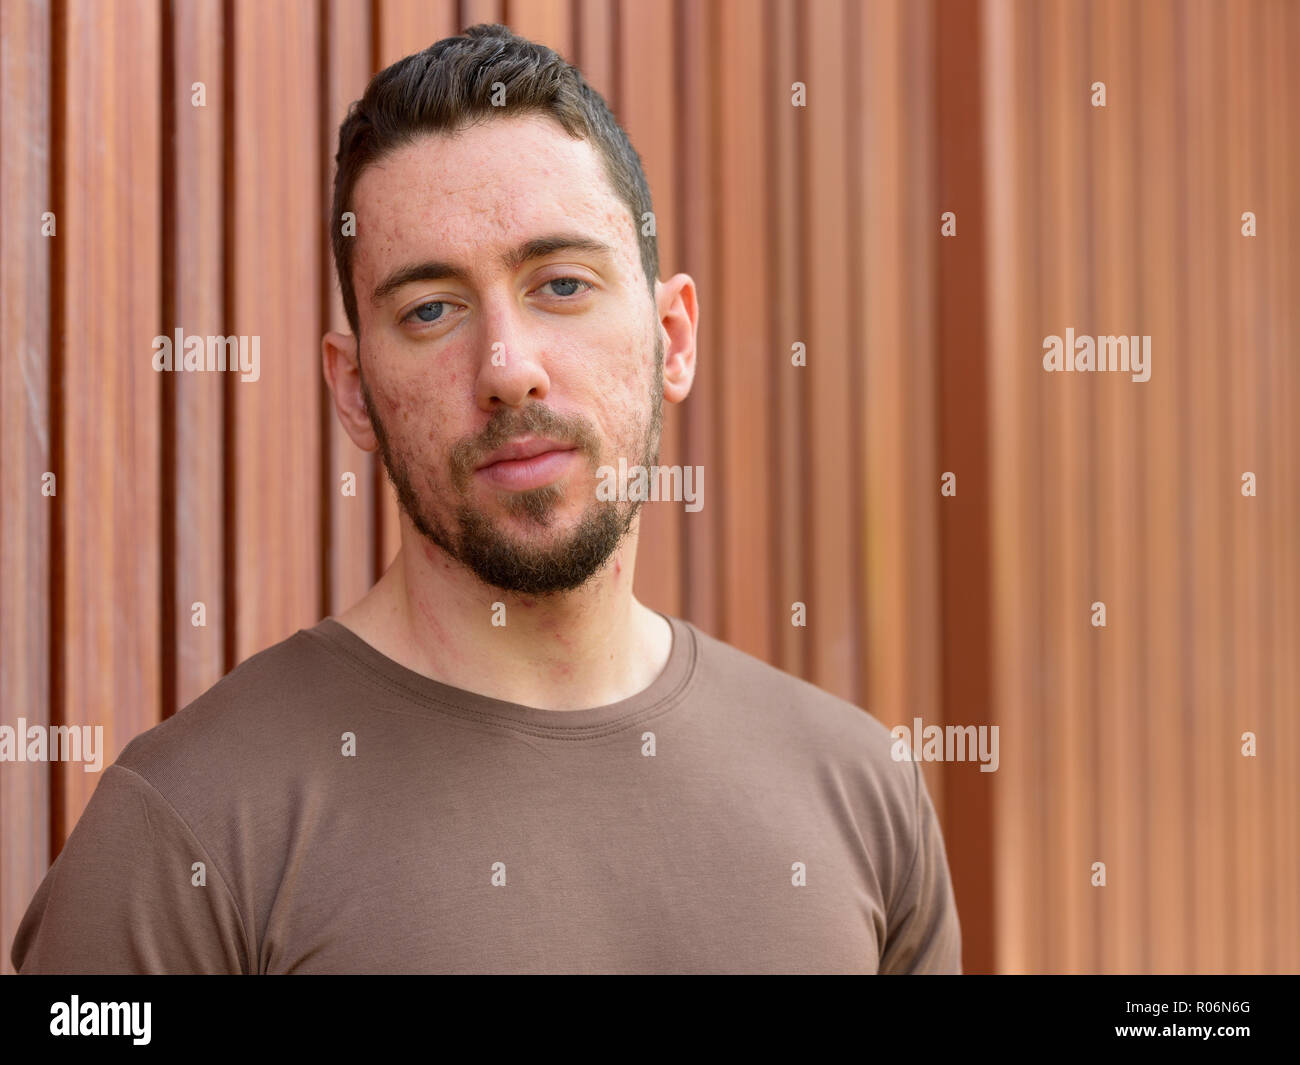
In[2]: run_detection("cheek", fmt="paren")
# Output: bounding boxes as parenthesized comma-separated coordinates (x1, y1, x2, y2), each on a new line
(584, 325, 656, 422)
(583, 372, 652, 455)
(369, 369, 458, 458)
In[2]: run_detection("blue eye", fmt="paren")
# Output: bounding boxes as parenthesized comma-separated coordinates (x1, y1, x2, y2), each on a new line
(411, 301, 444, 323)
(544, 277, 592, 297)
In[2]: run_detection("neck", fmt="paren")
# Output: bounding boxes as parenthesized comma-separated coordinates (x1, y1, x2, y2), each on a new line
(335, 514, 673, 711)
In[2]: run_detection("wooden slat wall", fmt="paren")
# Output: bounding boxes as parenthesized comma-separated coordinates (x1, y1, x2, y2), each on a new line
(934, 0, 993, 972)
(59, 0, 164, 846)
(0, 0, 52, 982)
(1, 0, 1296, 977)
(169, 0, 225, 711)
(983, 0, 1299, 974)
(1183, 0, 1230, 976)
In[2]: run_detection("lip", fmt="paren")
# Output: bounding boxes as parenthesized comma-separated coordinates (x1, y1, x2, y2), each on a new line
(474, 437, 580, 492)
(475, 436, 578, 470)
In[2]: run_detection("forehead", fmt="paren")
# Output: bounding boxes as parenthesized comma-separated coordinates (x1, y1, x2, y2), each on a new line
(351, 113, 639, 284)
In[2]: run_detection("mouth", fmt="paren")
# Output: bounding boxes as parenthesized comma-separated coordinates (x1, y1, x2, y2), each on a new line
(474, 437, 581, 492)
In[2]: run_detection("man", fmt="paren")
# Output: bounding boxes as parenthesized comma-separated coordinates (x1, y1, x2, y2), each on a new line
(13, 24, 960, 974)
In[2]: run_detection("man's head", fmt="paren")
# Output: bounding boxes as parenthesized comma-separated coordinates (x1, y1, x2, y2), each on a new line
(323, 24, 696, 597)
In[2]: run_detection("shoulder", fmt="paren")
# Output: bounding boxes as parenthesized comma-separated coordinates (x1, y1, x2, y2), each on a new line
(679, 618, 918, 806)
(113, 623, 345, 803)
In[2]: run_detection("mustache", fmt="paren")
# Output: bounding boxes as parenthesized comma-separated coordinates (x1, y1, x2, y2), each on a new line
(448, 404, 601, 489)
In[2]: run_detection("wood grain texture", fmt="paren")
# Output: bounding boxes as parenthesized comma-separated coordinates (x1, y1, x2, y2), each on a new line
(170, 0, 227, 711)
(770, 0, 807, 679)
(375, 0, 459, 71)
(58, 0, 162, 841)
(229, 0, 323, 661)
(898, 0, 943, 827)
(619, 0, 683, 620)
(1268, 0, 1300, 975)
(1090, 0, 1145, 976)
(802, 0, 856, 700)
(934, 0, 994, 975)
(983, 0, 1034, 974)
(1183, 0, 1231, 975)
(0, 0, 1295, 977)
(716, 0, 773, 661)
(676, 0, 721, 636)
(0, 0, 52, 978)
(507, 0, 570, 58)
(1223, 0, 1265, 975)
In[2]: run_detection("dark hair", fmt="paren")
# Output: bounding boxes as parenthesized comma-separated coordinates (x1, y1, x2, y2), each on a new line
(330, 23, 658, 338)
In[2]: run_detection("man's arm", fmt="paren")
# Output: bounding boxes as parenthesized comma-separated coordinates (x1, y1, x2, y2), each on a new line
(877, 758, 963, 974)
(11, 764, 250, 974)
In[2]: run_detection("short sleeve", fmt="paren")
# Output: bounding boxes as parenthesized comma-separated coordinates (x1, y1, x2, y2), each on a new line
(11, 764, 250, 974)
(877, 758, 963, 974)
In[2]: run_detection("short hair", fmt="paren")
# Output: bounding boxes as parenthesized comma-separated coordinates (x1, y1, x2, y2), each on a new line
(330, 23, 658, 338)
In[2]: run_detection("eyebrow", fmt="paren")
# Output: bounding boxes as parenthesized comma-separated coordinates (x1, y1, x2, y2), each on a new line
(370, 234, 617, 306)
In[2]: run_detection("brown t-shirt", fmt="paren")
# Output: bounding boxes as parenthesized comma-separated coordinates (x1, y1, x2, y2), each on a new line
(12, 614, 961, 974)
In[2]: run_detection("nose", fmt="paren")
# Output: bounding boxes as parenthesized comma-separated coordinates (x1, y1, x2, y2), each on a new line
(473, 302, 552, 412)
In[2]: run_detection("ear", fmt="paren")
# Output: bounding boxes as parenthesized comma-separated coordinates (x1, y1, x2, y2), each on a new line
(655, 273, 698, 405)
(322, 330, 378, 452)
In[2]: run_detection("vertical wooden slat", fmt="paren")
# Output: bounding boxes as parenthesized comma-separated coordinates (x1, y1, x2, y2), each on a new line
(984, 0, 1045, 973)
(855, 0, 944, 887)
(863, 0, 907, 737)
(507, 0, 571, 58)
(900, 0, 943, 829)
(934, 0, 994, 975)
(574, 0, 615, 109)
(1257, 0, 1289, 973)
(870, 0, 945, 826)
(1136, 0, 1187, 973)
(1045, 0, 1093, 974)
(770, 0, 806, 677)
(678, 0, 721, 636)
(1224, 0, 1270, 975)
(1031, 0, 1064, 970)
(0, 0, 51, 976)
(324, 0, 376, 616)
(58, 0, 162, 839)
(715, 0, 771, 660)
(1038, 0, 1071, 972)
(619, 0, 683, 619)
(802, 0, 855, 699)
(1089, 0, 1148, 976)
(1183, 0, 1231, 975)
(461, 0, 505, 29)
(171, 0, 227, 709)
(1171, 0, 1199, 976)
(230, 0, 322, 661)
(375, 0, 458, 72)
(1269, 0, 1300, 974)
(1286, 0, 1300, 974)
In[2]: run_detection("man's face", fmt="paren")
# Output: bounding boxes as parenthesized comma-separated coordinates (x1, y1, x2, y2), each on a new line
(348, 114, 663, 596)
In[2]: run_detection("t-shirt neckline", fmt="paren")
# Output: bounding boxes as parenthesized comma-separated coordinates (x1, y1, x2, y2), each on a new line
(305, 611, 698, 737)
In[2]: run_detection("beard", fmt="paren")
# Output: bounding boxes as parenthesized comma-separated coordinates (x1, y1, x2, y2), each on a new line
(361, 332, 664, 596)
